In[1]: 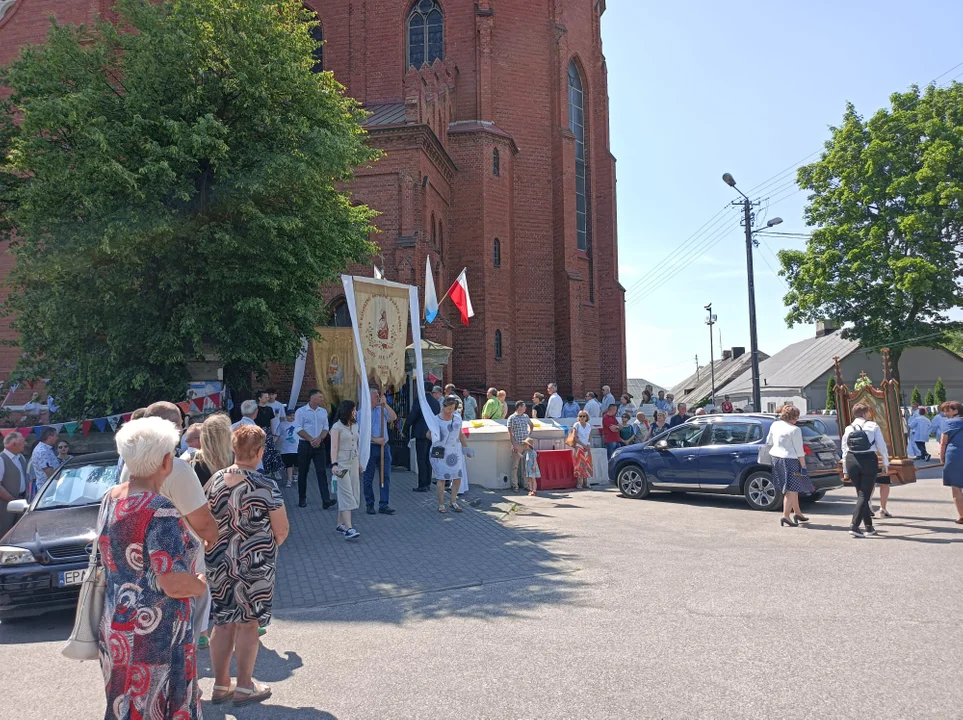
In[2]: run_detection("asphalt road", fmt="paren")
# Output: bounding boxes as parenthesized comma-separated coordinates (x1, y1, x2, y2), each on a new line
(2, 467, 961, 719)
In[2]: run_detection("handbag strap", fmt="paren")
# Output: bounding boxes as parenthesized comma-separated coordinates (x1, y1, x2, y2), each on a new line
(88, 492, 111, 570)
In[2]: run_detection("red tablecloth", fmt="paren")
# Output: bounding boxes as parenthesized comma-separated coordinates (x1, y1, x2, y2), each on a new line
(536, 449, 576, 490)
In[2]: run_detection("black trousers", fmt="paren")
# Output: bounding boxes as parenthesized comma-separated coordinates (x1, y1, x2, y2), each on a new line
(415, 438, 432, 489)
(915, 441, 930, 459)
(846, 453, 878, 529)
(297, 440, 330, 504)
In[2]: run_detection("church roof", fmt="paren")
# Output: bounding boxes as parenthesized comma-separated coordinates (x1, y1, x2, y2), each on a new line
(363, 102, 407, 127)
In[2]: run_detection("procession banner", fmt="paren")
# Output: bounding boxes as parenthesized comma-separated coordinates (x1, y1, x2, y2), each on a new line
(311, 327, 360, 411)
(350, 278, 410, 390)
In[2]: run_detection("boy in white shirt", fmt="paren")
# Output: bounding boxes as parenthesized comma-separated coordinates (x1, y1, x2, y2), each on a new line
(278, 408, 299, 488)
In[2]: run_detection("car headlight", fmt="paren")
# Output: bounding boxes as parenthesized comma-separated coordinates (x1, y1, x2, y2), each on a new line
(0, 546, 36, 565)
(610, 447, 624, 460)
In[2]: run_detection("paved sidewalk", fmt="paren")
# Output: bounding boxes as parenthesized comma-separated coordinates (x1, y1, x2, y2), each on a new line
(273, 466, 577, 612)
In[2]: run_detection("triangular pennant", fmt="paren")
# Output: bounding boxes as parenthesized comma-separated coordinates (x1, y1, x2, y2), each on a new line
(191, 399, 203, 413)
(122, 413, 132, 423)
(107, 415, 121, 432)
(176, 401, 191, 415)
(16, 427, 31, 437)
(92, 418, 107, 433)
(26, 380, 35, 389)
(207, 392, 221, 408)
(0, 428, 15, 438)
(34, 425, 48, 436)
(52, 423, 64, 435)
(80, 420, 92, 435)
(64, 422, 79, 436)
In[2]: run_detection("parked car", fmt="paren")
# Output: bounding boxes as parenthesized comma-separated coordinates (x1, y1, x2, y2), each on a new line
(0, 452, 119, 620)
(609, 414, 843, 510)
(803, 414, 840, 452)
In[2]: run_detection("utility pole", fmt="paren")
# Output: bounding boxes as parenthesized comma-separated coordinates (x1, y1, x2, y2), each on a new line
(695, 355, 700, 382)
(705, 304, 717, 409)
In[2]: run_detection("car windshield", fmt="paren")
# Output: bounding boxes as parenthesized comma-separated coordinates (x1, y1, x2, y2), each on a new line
(35, 463, 120, 510)
(797, 421, 825, 440)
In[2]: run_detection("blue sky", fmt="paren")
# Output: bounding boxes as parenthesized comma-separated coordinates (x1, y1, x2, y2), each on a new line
(603, 0, 963, 388)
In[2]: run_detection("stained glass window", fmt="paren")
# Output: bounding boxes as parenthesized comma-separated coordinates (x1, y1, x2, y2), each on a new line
(568, 62, 588, 253)
(309, 23, 323, 73)
(494, 330, 503, 360)
(408, 1, 443, 68)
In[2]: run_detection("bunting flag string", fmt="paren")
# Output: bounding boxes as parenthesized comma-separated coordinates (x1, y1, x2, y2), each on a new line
(2, 391, 227, 437)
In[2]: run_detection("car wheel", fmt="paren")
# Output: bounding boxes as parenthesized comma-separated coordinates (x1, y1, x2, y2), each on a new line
(744, 470, 782, 511)
(617, 465, 649, 499)
(803, 490, 827, 503)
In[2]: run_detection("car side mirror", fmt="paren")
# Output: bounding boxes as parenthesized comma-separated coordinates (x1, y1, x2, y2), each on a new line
(6, 499, 28, 514)
(655, 439, 669, 451)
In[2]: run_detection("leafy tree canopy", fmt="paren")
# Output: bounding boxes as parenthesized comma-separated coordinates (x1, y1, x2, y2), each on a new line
(0, 0, 378, 417)
(911, 386, 923, 405)
(826, 376, 837, 410)
(780, 83, 963, 383)
(935, 377, 947, 404)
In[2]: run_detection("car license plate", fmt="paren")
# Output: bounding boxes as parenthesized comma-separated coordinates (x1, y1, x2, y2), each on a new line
(817, 452, 836, 461)
(58, 569, 86, 587)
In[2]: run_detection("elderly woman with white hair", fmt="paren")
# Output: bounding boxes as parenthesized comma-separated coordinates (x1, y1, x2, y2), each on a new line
(98, 417, 207, 720)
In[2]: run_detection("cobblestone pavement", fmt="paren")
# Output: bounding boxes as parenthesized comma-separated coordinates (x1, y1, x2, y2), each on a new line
(273, 465, 577, 612)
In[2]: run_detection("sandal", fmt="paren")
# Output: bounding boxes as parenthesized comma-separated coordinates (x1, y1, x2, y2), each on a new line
(234, 681, 272, 706)
(438, 504, 447, 513)
(448, 502, 463, 512)
(211, 683, 235, 704)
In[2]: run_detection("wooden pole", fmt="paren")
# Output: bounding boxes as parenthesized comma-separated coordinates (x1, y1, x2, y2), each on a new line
(380, 384, 386, 488)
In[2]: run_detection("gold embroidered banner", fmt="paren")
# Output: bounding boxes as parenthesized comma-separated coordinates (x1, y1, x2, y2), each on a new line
(350, 278, 410, 389)
(311, 327, 359, 410)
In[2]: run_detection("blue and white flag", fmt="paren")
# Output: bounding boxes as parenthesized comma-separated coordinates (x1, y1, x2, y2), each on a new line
(424, 255, 439, 323)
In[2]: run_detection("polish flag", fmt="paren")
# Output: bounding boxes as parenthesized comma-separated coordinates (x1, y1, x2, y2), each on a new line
(424, 255, 439, 323)
(446, 269, 474, 326)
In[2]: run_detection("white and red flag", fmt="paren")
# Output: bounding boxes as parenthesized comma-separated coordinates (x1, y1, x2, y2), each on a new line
(446, 269, 475, 326)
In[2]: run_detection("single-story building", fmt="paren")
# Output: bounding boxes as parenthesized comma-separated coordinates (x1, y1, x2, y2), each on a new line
(670, 346, 768, 408)
(723, 323, 963, 413)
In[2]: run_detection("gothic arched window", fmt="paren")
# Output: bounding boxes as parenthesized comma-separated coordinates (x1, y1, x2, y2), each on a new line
(568, 61, 588, 252)
(493, 147, 500, 176)
(309, 22, 323, 72)
(493, 238, 501, 268)
(494, 330, 503, 360)
(328, 300, 351, 327)
(407, 0, 444, 69)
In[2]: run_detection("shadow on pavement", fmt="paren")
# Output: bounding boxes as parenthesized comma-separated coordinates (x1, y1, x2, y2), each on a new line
(0, 608, 73, 644)
(201, 702, 337, 719)
(198, 643, 304, 684)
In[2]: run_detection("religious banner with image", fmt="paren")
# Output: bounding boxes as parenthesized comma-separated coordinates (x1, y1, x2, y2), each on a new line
(350, 278, 410, 390)
(311, 327, 359, 411)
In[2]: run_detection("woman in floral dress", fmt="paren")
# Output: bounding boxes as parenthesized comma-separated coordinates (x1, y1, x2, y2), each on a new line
(98, 418, 207, 720)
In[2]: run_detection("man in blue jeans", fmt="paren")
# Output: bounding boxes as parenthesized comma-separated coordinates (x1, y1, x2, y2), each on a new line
(364, 387, 398, 515)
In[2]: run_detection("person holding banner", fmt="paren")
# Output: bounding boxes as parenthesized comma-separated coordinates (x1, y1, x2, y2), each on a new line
(363, 388, 397, 515)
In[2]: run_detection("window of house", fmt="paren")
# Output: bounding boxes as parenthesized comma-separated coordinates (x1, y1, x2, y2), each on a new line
(309, 22, 323, 72)
(494, 330, 503, 360)
(567, 61, 588, 253)
(493, 147, 500, 176)
(407, 0, 444, 69)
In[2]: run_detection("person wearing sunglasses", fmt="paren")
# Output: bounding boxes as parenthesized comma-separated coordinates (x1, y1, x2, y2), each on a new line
(56, 440, 72, 465)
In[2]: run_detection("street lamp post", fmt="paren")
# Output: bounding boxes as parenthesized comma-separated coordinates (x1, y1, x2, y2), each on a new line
(705, 304, 717, 409)
(722, 173, 782, 413)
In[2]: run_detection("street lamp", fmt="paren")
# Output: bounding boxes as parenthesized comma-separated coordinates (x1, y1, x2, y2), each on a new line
(721, 173, 776, 413)
(705, 304, 718, 409)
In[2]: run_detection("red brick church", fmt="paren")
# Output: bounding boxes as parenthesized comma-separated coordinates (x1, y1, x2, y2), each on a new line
(0, 0, 626, 400)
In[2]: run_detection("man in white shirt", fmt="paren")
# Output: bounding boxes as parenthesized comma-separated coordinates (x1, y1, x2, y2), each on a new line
(179, 423, 202, 461)
(295, 389, 335, 510)
(600, 386, 616, 414)
(545, 383, 563, 419)
(584, 392, 602, 419)
(841, 403, 890, 537)
(0, 433, 28, 536)
(232, 399, 259, 431)
(267, 388, 287, 419)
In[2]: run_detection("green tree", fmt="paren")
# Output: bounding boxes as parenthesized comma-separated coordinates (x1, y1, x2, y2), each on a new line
(779, 83, 963, 386)
(935, 377, 947, 404)
(0, 0, 378, 417)
(911, 386, 923, 405)
(925, 388, 936, 406)
(826, 376, 837, 410)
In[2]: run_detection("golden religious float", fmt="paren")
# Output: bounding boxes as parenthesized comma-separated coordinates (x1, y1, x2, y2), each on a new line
(833, 349, 916, 484)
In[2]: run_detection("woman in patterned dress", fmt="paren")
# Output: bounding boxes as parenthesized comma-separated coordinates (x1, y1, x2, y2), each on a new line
(98, 417, 207, 720)
(429, 396, 474, 513)
(764, 405, 813, 527)
(571, 410, 594, 489)
(206, 423, 289, 706)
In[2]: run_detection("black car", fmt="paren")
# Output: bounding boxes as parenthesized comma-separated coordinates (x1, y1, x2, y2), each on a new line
(609, 414, 843, 510)
(0, 452, 119, 620)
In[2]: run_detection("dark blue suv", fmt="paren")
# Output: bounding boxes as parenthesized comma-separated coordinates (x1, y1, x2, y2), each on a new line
(608, 414, 843, 510)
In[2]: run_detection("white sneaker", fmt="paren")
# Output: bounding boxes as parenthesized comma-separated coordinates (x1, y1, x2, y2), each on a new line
(879, 507, 892, 518)
(335, 524, 347, 535)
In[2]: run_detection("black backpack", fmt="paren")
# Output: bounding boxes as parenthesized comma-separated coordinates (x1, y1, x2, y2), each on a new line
(847, 420, 875, 453)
